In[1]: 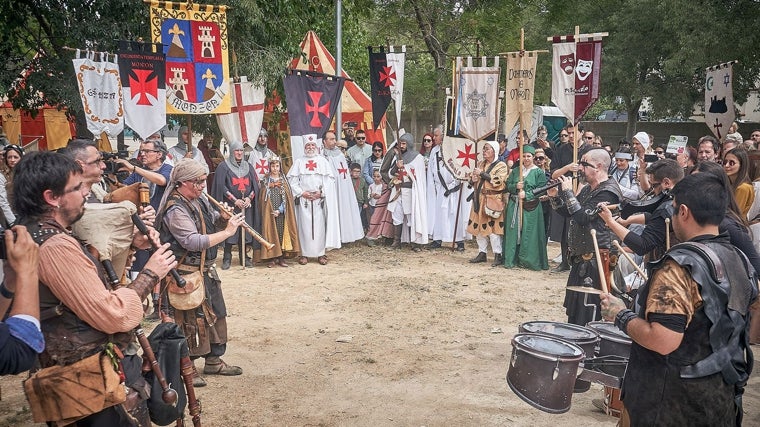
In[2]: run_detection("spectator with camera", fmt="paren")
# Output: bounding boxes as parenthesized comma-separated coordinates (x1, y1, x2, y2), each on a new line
(0, 225, 44, 375)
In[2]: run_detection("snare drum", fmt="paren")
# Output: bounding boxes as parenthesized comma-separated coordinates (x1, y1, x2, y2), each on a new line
(586, 321, 631, 378)
(507, 333, 585, 414)
(519, 321, 600, 392)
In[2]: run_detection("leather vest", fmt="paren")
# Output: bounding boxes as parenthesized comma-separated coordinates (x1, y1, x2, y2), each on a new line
(159, 193, 218, 268)
(623, 235, 756, 425)
(568, 179, 622, 256)
(27, 220, 130, 367)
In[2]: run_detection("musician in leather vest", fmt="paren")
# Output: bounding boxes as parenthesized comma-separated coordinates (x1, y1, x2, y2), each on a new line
(601, 173, 757, 427)
(14, 151, 177, 426)
(599, 159, 683, 262)
(156, 158, 245, 387)
(548, 148, 622, 326)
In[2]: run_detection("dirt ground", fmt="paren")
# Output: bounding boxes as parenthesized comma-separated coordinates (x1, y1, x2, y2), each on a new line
(1, 241, 759, 426)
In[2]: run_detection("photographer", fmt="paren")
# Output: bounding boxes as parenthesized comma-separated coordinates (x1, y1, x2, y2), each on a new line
(115, 138, 173, 210)
(62, 138, 107, 201)
(0, 225, 44, 375)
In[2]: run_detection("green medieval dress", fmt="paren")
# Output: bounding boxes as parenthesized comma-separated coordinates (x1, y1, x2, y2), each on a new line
(503, 165, 548, 270)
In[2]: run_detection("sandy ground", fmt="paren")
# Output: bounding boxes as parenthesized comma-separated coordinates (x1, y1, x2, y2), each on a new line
(1, 241, 759, 426)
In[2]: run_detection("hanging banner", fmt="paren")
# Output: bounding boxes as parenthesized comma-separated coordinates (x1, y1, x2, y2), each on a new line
(117, 41, 166, 140)
(442, 96, 482, 180)
(705, 62, 736, 140)
(504, 51, 538, 136)
(455, 56, 500, 141)
(73, 51, 124, 138)
(387, 46, 405, 129)
(149, 0, 231, 115)
(283, 69, 345, 160)
(550, 35, 603, 125)
(368, 46, 405, 129)
(216, 77, 265, 144)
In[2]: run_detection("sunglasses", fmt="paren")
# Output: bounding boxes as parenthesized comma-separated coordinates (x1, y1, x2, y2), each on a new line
(139, 149, 161, 154)
(655, 150, 664, 155)
(423, 138, 432, 142)
(725, 159, 738, 167)
(356, 137, 366, 140)
(578, 160, 597, 169)
(534, 156, 545, 160)
(373, 148, 382, 152)
(584, 136, 594, 140)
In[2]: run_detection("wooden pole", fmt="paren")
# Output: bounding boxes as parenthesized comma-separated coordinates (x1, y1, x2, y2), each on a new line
(590, 229, 609, 294)
(572, 26, 579, 193)
(517, 29, 525, 238)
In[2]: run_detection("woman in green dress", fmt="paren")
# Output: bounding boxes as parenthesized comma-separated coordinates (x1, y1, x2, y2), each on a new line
(503, 145, 549, 270)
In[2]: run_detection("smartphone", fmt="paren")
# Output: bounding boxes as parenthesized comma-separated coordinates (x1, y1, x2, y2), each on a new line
(644, 154, 659, 163)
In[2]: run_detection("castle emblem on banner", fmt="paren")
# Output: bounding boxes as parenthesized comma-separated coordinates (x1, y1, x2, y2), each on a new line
(149, 1, 231, 114)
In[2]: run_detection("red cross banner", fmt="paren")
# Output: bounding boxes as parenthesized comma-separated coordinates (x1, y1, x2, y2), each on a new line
(73, 50, 124, 137)
(550, 34, 603, 125)
(117, 41, 166, 140)
(368, 46, 405, 129)
(149, 0, 231, 114)
(216, 76, 265, 144)
(705, 61, 736, 140)
(442, 95, 483, 180)
(283, 69, 345, 159)
(455, 56, 501, 142)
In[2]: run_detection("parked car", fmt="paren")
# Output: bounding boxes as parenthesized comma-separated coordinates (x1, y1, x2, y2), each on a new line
(597, 110, 628, 121)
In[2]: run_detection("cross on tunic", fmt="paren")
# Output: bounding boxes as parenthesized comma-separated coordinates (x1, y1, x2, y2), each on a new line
(231, 176, 250, 192)
(232, 83, 264, 143)
(337, 162, 348, 179)
(254, 159, 269, 177)
(306, 159, 318, 171)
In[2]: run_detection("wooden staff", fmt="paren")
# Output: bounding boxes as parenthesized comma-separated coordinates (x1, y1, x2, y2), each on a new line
(206, 194, 275, 250)
(590, 229, 609, 294)
(179, 356, 202, 427)
(136, 327, 178, 406)
(613, 240, 648, 281)
(665, 218, 671, 250)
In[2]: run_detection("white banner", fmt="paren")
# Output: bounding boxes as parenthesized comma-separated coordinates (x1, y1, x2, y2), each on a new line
(551, 42, 575, 123)
(387, 47, 406, 128)
(456, 57, 500, 141)
(705, 63, 735, 141)
(216, 77, 266, 145)
(73, 53, 124, 137)
(504, 52, 538, 137)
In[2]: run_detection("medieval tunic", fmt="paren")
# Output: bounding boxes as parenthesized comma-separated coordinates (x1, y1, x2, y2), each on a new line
(211, 156, 260, 248)
(248, 143, 277, 181)
(287, 154, 341, 257)
(466, 159, 509, 237)
(623, 234, 755, 426)
(324, 147, 364, 243)
(503, 165, 548, 270)
(257, 174, 301, 260)
(167, 145, 209, 173)
(427, 144, 472, 243)
(380, 143, 429, 244)
(555, 179, 621, 326)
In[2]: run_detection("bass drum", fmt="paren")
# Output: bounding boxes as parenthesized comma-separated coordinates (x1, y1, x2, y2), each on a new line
(586, 321, 631, 378)
(518, 321, 599, 392)
(506, 333, 585, 414)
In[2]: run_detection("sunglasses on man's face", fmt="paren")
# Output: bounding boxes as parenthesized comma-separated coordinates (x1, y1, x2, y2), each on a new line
(356, 137, 366, 140)
(534, 156, 545, 161)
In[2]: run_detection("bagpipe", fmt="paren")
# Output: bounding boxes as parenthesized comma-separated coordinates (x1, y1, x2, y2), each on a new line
(72, 182, 201, 426)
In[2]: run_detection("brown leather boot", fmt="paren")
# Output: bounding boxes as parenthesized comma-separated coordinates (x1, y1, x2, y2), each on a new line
(390, 225, 402, 249)
(469, 252, 487, 263)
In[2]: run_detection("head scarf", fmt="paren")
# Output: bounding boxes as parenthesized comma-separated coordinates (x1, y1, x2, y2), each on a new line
(156, 158, 207, 225)
(484, 140, 500, 159)
(225, 141, 250, 178)
(633, 132, 650, 150)
(522, 145, 536, 155)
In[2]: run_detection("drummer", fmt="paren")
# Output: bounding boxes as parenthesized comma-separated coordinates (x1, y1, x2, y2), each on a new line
(547, 148, 622, 326)
(600, 173, 756, 426)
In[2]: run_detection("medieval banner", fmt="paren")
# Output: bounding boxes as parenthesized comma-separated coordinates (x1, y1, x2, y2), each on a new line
(117, 41, 166, 140)
(73, 51, 124, 137)
(283, 69, 345, 160)
(216, 77, 265, 145)
(705, 62, 736, 140)
(504, 52, 538, 136)
(368, 46, 405, 129)
(550, 36, 603, 125)
(149, 0, 231, 115)
(455, 56, 500, 141)
(442, 95, 482, 181)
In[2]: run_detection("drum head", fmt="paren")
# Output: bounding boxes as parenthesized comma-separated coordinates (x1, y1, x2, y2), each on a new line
(513, 334, 584, 358)
(586, 321, 631, 344)
(519, 321, 599, 342)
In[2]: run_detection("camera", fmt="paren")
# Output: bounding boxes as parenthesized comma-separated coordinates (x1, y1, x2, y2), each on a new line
(0, 228, 15, 260)
(643, 154, 659, 163)
(101, 150, 138, 177)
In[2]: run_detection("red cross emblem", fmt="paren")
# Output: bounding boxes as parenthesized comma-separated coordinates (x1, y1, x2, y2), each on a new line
(337, 162, 348, 179)
(255, 159, 269, 176)
(231, 176, 250, 192)
(457, 143, 477, 168)
(379, 65, 396, 88)
(231, 83, 265, 143)
(130, 69, 158, 106)
(305, 91, 330, 127)
(305, 159, 318, 171)
(396, 167, 407, 180)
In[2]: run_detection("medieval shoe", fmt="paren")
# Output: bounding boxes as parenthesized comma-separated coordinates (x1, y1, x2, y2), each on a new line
(469, 252, 487, 263)
(203, 359, 243, 376)
(244, 258, 254, 268)
(278, 257, 289, 268)
(428, 240, 442, 249)
(221, 257, 232, 270)
(491, 253, 504, 267)
(267, 260, 276, 268)
(551, 262, 570, 273)
(298, 256, 308, 265)
(318, 256, 328, 265)
(455, 241, 465, 252)
(192, 365, 207, 388)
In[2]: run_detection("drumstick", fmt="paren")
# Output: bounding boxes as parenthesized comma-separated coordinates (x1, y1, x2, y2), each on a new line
(612, 240, 648, 281)
(590, 229, 609, 294)
(665, 218, 671, 250)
